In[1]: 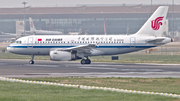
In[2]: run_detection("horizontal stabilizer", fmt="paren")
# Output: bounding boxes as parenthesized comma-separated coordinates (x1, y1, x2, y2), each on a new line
(146, 38, 165, 44)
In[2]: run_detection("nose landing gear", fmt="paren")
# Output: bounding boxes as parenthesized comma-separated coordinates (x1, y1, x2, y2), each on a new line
(29, 55, 34, 64)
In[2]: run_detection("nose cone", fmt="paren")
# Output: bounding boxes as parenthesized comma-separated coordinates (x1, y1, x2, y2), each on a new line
(7, 45, 14, 53)
(7, 45, 11, 52)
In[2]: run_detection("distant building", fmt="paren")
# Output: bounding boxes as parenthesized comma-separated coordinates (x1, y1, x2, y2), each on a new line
(0, 5, 180, 37)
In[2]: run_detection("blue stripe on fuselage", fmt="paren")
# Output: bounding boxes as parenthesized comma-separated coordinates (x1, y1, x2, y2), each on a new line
(8, 45, 155, 48)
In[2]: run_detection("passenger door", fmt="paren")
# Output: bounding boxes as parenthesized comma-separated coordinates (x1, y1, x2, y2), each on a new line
(28, 37, 33, 48)
(130, 37, 136, 48)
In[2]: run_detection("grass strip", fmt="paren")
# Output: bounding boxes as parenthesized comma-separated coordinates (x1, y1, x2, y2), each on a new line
(0, 80, 179, 101)
(24, 77, 180, 95)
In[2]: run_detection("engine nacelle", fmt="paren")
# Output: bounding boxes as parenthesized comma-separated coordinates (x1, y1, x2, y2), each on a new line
(50, 51, 76, 61)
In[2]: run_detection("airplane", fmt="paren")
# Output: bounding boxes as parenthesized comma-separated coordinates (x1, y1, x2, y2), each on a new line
(29, 17, 63, 35)
(0, 31, 16, 36)
(7, 6, 172, 65)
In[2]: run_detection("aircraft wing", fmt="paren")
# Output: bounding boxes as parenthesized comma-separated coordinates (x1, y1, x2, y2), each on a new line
(146, 38, 165, 44)
(56, 44, 96, 54)
(18, 30, 32, 34)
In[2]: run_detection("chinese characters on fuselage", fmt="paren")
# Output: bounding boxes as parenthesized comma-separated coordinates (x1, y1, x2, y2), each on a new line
(77, 37, 124, 43)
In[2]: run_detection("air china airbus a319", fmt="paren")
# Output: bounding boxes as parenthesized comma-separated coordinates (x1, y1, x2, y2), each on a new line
(7, 6, 172, 64)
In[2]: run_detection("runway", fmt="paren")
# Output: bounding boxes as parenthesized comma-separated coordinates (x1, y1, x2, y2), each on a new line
(0, 59, 180, 78)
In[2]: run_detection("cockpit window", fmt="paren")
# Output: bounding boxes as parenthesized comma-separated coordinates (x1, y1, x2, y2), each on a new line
(15, 41, 22, 44)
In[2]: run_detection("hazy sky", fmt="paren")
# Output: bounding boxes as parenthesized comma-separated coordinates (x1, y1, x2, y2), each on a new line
(0, 0, 179, 8)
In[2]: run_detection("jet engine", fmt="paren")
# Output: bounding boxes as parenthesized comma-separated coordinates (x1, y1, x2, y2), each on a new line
(50, 51, 76, 61)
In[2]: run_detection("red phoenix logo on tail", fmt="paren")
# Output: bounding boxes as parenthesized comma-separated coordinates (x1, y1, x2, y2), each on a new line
(151, 16, 164, 30)
(30, 22, 33, 28)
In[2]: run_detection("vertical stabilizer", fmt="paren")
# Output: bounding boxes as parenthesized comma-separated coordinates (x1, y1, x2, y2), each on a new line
(135, 6, 169, 37)
(29, 17, 36, 33)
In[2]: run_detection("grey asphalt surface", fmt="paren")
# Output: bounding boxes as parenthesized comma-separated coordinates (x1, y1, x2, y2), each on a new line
(0, 59, 180, 78)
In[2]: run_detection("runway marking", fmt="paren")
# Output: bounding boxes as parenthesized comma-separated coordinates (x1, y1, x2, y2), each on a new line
(120, 69, 163, 72)
(67, 64, 151, 67)
(25, 72, 180, 75)
(22, 64, 58, 67)
(135, 63, 180, 66)
(0, 63, 7, 65)
(1, 76, 180, 98)
(66, 64, 168, 68)
(78, 67, 164, 72)
(78, 67, 118, 70)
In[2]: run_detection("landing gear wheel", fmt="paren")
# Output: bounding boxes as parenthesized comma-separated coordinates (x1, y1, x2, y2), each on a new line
(81, 59, 86, 65)
(29, 55, 35, 64)
(85, 59, 91, 64)
(29, 60, 34, 64)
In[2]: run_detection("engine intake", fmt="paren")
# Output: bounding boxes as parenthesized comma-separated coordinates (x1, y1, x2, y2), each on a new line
(50, 51, 76, 61)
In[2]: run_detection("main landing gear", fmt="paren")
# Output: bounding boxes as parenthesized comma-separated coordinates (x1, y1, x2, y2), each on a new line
(29, 55, 34, 64)
(81, 57, 91, 65)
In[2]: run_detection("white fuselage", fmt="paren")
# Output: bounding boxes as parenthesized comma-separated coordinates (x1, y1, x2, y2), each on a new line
(7, 34, 171, 57)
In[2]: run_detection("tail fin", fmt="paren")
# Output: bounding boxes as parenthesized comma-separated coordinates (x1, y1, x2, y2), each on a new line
(29, 17, 36, 32)
(135, 6, 169, 37)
